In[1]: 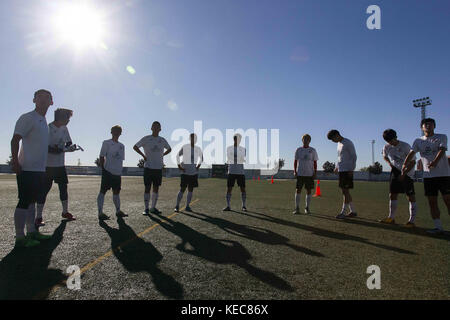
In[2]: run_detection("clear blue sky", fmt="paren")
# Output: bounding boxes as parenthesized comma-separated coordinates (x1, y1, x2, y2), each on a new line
(1, 0, 449, 170)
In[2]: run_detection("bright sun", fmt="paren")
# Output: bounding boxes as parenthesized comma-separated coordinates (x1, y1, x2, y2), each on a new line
(53, 3, 104, 49)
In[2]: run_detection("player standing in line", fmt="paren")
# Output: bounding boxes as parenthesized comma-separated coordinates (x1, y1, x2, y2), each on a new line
(133, 121, 172, 215)
(36, 108, 77, 228)
(174, 133, 203, 212)
(293, 134, 319, 214)
(223, 134, 247, 212)
(327, 130, 358, 219)
(402, 118, 450, 234)
(10, 89, 54, 247)
(379, 129, 417, 227)
(97, 125, 127, 220)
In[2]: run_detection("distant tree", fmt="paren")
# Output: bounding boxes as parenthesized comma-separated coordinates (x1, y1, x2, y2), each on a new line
(95, 157, 101, 167)
(278, 159, 285, 170)
(360, 166, 370, 172)
(322, 161, 335, 173)
(368, 161, 383, 175)
(138, 158, 145, 168)
(6, 155, 12, 166)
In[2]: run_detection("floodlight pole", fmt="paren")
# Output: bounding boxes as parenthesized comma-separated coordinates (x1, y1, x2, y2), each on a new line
(413, 97, 432, 135)
(371, 140, 375, 165)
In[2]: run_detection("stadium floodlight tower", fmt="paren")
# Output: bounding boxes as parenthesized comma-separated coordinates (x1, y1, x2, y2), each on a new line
(413, 97, 432, 121)
(371, 140, 375, 165)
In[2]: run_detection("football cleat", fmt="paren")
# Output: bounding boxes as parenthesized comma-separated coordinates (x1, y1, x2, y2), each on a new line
(143, 209, 150, 216)
(304, 207, 311, 214)
(293, 208, 300, 215)
(346, 212, 357, 218)
(62, 212, 76, 221)
(185, 206, 193, 212)
(222, 206, 231, 212)
(15, 236, 40, 248)
(404, 221, 415, 228)
(379, 217, 395, 224)
(335, 213, 346, 219)
(150, 208, 161, 215)
(174, 206, 179, 213)
(242, 206, 247, 212)
(28, 232, 52, 241)
(98, 213, 110, 220)
(116, 211, 128, 218)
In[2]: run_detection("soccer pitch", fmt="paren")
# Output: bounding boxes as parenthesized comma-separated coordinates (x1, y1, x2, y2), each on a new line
(0, 175, 449, 300)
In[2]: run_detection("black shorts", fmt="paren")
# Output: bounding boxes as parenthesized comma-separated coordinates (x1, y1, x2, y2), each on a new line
(101, 168, 122, 192)
(16, 171, 47, 208)
(423, 176, 450, 197)
(339, 172, 354, 189)
(180, 174, 199, 189)
(227, 174, 245, 188)
(389, 168, 415, 196)
(46, 166, 68, 184)
(144, 168, 163, 187)
(296, 176, 315, 190)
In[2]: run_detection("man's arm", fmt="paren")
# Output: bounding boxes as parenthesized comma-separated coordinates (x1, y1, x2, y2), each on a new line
(429, 148, 446, 169)
(163, 147, 172, 156)
(99, 156, 105, 169)
(401, 150, 416, 175)
(10, 134, 22, 174)
(313, 161, 317, 178)
(293, 159, 298, 176)
(383, 156, 393, 168)
(133, 145, 147, 161)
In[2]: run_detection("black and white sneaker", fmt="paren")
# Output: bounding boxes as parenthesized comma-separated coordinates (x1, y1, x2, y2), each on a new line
(242, 206, 247, 212)
(223, 206, 231, 212)
(143, 209, 150, 216)
(304, 207, 311, 214)
(185, 206, 193, 212)
(174, 206, 179, 213)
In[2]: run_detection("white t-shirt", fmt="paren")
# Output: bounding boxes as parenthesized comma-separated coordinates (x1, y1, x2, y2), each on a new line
(295, 147, 319, 177)
(382, 140, 416, 178)
(227, 145, 246, 175)
(337, 138, 357, 172)
(100, 139, 125, 176)
(14, 110, 49, 172)
(177, 144, 203, 175)
(412, 134, 449, 178)
(47, 123, 72, 167)
(135, 135, 171, 170)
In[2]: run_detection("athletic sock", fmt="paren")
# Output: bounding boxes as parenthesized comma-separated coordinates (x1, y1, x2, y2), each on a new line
(348, 202, 356, 213)
(36, 203, 44, 219)
(409, 202, 417, 223)
(433, 219, 443, 230)
(61, 200, 68, 214)
(144, 193, 150, 210)
(97, 193, 105, 215)
(26, 203, 37, 234)
(14, 208, 27, 238)
(340, 203, 348, 215)
(186, 192, 193, 207)
(241, 192, 246, 207)
(151, 192, 158, 209)
(305, 194, 312, 208)
(113, 194, 121, 213)
(295, 193, 300, 209)
(176, 191, 183, 207)
(389, 200, 398, 219)
(226, 193, 231, 207)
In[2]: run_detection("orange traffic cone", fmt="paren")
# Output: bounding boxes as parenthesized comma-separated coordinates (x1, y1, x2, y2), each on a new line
(271, 176, 274, 184)
(313, 180, 321, 197)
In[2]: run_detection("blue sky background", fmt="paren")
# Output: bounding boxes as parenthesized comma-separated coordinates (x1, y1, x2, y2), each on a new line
(1, 0, 449, 170)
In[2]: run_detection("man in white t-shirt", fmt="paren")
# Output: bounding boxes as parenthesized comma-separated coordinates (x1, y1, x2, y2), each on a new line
(133, 121, 172, 215)
(293, 134, 319, 214)
(223, 134, 247, 212)
(10, 89, 54, 248)
(380, 129, 417, 227)
(327, 129, 358, 219)
(174, 133, 203, 212)
(36, 108, 77, 228)
(402, 118, 450, 234)
(97, 125, 127, 220)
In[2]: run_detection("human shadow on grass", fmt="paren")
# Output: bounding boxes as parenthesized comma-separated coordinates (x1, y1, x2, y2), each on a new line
(307, 213, 450, 241)
(0, 221, 67, 300)
(238, 210, 416, 255)
(99, 217, 183, 299)
(180, 210, 324, 257)
(147, 214, 294, 292)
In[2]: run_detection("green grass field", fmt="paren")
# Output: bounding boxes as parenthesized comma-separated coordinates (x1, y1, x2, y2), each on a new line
(0, 174, 449, 300)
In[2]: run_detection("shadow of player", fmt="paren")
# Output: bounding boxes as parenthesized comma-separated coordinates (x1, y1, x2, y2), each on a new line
(0, 221, 68, 300)
(239, 210, 416, 255)
(181, 210, 324, 257)
(148, 214, 294, 292)
(99, 217, 183, 299)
